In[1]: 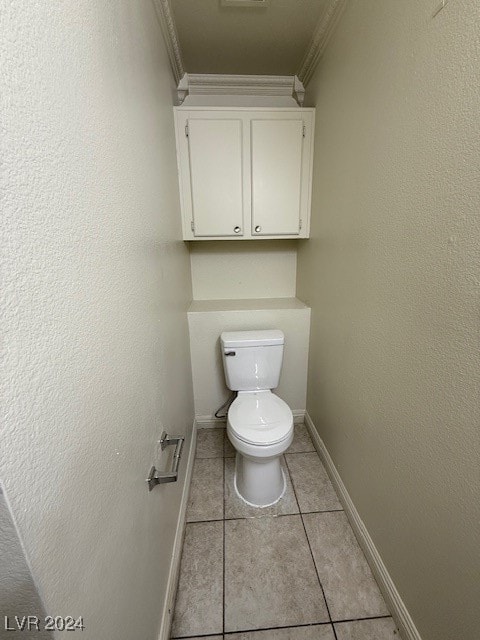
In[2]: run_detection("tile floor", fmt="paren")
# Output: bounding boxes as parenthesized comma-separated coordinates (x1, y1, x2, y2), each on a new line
(171, 424, 401, 640)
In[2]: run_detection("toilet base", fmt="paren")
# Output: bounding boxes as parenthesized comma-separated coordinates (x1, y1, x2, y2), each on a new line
(234, 452, 286, 508)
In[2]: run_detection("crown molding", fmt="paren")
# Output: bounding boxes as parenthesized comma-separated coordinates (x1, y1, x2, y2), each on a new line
(176, 74, 305, 105)
(152, 0, 345, 89)
(297, 0, 347, 86)
(151, 0, 185, 83)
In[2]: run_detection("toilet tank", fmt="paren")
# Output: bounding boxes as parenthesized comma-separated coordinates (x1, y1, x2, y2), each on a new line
(221, 330, 284, 391)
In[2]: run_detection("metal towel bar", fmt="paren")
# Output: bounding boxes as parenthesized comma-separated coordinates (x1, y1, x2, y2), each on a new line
(147, 431, 185, 491)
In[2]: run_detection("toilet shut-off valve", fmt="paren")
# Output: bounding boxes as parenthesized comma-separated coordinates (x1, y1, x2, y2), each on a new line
(147, 431, 185, 491)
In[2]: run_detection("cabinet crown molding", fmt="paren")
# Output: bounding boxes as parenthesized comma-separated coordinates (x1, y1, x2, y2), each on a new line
(177, 74, 305, 106)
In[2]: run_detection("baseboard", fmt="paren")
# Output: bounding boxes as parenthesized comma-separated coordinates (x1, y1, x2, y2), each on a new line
(157, 424, 197, 640)
(304, 412, 422, 640)
(292, 409, 306, 424)
(194, 415, 226, 429)
(195, 409, 305, 429)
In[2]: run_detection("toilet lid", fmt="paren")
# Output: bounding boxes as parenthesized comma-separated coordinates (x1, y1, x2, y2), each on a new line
(228, 392, 293, 446)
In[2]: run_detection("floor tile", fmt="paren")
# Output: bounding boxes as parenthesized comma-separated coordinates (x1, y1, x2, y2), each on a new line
(334, 617, 400, 639)
(224, 515, 329, 632)
(224, 431, 236, 457)
(224, 456, 299, 519)
(287, 424, 316, 453)
(186, 458, 223, 522)
(228, 625, 335, 639)
(303, 511, 390, 621)
(196, 428, 225, 458)
(171, 521, 223, 638)
(285, 452, 342, 512)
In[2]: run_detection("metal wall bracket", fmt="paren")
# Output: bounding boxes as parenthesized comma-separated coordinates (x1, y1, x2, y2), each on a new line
(147, 431, 185, 491)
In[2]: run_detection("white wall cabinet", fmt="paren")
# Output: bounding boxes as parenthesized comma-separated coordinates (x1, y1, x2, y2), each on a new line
(174, 108, 315, 240)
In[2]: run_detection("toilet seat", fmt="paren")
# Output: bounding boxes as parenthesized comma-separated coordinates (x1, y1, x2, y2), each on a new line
(228, 391, 293, 446)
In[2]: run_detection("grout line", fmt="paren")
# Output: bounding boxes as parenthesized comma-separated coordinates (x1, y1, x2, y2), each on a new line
(285, 449, 317, 455)
(282, 452, 303, 515)
(186, 507, 345, 526)
(171, 614, 395, 639)
(224, 513, 297, 522)
(220, 614, 394, 636)
(284, 455, 339, 640)
(301, 508, 344, 514)
(332, 614, 394, 624)
(186, 517, 225, 524)
(282, 453, 300, 513)
(223, 620, 335, 635)
(222, 453, 226, 636)
(171, 634, 225, 639)
(223, 459, 226, 523)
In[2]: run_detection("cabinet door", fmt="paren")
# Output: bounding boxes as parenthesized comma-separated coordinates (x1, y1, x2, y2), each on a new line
(251, 118, 305, 236)
(188, 118, 244, 237)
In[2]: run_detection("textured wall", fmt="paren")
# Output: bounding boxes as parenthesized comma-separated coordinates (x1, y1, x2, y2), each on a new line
(1, 1, 193, 639)
(297, 1, 480, 639)
(189, 240, 297, 300)
(0, 490, 53, 639)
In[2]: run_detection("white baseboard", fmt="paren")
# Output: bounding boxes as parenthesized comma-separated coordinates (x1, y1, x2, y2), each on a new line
(157, 424, 197, 640)
(292, 409, 306, 424)
(304, 412, 422, 640)
(195, 409, 306, 429)
(194, 415, 226, 429)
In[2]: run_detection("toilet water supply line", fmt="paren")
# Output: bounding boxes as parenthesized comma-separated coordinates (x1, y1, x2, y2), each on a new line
(215, 391, 237, 419)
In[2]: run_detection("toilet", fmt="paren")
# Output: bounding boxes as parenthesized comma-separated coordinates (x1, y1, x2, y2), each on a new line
(221, 329, 293, 507)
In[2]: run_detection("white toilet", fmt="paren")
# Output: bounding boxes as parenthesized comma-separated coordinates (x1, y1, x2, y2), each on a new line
(221, 329, 293, 507)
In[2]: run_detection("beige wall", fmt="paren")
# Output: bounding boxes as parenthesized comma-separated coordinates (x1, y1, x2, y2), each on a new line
(297, 1, 480, 640)
(190, 240, 297, 300)
(1, 1, 193, 639)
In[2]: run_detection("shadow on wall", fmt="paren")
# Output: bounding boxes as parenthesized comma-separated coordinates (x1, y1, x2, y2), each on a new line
(0, 485, 53, 639)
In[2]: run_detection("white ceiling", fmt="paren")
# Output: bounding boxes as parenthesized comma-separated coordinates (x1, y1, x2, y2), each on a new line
(171, 0, 330, 76)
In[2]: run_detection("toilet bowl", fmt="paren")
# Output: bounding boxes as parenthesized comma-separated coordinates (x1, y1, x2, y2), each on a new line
(227, 390, 293, 506)
(221, 330, 293, 507)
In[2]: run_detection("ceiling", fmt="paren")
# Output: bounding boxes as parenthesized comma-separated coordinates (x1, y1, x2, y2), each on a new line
(171, 0, 330, 76)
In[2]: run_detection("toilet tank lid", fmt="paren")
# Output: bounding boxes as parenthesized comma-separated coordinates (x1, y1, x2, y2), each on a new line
(221, 329, 284, 348)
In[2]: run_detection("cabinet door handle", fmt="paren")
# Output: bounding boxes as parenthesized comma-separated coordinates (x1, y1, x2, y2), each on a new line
(234, 226, 241, 233)
(255, 225, 261, 233)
